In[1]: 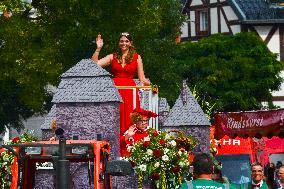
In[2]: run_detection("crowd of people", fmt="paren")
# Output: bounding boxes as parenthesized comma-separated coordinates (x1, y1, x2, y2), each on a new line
(180, 154, 284, 189)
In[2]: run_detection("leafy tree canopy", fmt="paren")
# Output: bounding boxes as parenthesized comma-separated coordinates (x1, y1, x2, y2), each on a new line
(174, 32, 284, 112)
(0, 0, 185, 132)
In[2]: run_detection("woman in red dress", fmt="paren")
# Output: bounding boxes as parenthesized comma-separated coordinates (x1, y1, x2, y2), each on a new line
(91, 32, 150, 140)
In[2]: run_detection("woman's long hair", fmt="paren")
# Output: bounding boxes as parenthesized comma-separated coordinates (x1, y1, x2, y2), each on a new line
(115, 32, 137, 64)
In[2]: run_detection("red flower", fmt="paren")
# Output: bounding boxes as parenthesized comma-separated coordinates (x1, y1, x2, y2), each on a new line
(153, 130, 159, 137)
(12, 137, 20, 144)
(150, 172, 160, 180)
(159, 139, 166, 145)
(153, 149, 163, 157)
(171, 166, 181, 173)
(143, 141, 151, 148)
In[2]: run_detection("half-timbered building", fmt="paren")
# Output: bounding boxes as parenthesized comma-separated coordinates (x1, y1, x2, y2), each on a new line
(181, 0, 284, 107)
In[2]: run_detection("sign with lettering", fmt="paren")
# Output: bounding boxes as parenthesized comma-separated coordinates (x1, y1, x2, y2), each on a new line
(212, 136, 253, 155)
(214, 109, 284, 139)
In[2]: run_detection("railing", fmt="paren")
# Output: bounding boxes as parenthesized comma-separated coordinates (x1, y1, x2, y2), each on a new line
(116, 86, 159, 130)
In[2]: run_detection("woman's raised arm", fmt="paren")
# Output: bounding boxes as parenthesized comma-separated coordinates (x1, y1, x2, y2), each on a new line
(91, 34, 112, 67)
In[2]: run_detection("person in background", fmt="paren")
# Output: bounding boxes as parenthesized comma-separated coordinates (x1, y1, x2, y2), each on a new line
(273, 165, 284, 189)
(265, 162, 275, 189)
(240, 162, 268, 189)
(180, 153, 227, 189)
(91, 33, 151, 155)
(276, 162, 284, 182)
(120, 107, 157, 157)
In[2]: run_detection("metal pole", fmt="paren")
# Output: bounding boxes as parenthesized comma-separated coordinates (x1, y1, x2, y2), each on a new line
(56, 136, 70, 189)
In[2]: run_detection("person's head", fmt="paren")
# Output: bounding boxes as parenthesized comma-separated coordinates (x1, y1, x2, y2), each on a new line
(276, 161, 283, 169)
(116, 32, 136, 64)
(130, 108, 158, 130)
(269, 162, 275, 168)
(278, 166, 284, 182)
(118, 32, 133, 52)
(192, 153, 214, 177)
(251, 162, 264, 184)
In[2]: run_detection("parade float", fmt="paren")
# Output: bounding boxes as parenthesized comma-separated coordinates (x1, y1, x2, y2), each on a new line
(0, 59, 208, 189)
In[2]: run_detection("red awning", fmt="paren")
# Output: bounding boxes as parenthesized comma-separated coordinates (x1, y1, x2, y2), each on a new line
(265, 136, 284, 153)
(214, 109, 284, 139)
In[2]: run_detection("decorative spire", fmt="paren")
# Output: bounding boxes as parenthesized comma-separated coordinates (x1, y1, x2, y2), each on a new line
(181, 79, 188, 105)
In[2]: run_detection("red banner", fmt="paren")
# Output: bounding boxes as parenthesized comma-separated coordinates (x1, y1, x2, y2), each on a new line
(214, 109, 284, 139)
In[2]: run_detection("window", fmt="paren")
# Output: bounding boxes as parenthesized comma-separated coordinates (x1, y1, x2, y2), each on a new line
(196, 9, 209, 36)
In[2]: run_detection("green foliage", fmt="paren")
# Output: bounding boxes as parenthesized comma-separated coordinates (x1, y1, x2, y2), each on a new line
(0, 0, 185, 132)
(191, 86, 216, 119)
(0, 131, 37, 188)
(0, 9, 62, 132)
(174, 32, 283, 112)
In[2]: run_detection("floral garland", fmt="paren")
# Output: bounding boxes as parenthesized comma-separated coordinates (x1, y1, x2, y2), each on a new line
(150, 84, 159, 94)
(123, 128, 197, 189)
(0, 131, 37, 188)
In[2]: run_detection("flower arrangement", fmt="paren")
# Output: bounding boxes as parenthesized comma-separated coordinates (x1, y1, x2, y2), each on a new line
(150, 84, 159, 94)
(0, 131, 37, 188)
(123, 128, 197, 189)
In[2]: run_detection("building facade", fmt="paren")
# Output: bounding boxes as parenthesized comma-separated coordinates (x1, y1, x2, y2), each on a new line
(181, 0, 284, 107)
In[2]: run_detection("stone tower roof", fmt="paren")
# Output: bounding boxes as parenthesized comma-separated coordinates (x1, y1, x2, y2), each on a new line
(42, 59, 122, 130)
(159, 98, 170, 113)
(52, 59, 121, 103)
(163, 81, 210, 127)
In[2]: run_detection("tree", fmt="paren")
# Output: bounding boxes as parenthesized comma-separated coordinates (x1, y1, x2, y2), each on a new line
(174, 32, 284, 112)
(0, 0, 185, 132)
(0, 2, 62, 132)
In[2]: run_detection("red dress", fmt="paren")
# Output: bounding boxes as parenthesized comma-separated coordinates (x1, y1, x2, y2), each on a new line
(112, 53, 140, 137)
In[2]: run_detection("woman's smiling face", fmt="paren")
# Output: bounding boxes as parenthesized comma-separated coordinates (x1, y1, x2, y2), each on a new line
(119, 36, 132, 52)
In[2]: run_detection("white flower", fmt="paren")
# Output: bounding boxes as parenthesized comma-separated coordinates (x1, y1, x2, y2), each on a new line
(3, 154, 10, 162)
(144, 156, 150, 161)
(126, 145, 133, 152)
(169, 140, 176, 146)
(120, 156, 128, 161)
(138, 164, 147, 172)
(164, 148, 169, 154)
(143, 136, 150, 141)
(146, 149, 153, 156)
(164, 133, 171, 140)
(178, 161, 185, 167)
(154, 162, 160, 168)
(162, 155, 169, 161)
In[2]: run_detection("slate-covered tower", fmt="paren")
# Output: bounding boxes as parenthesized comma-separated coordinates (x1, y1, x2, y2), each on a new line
(162, 80, 211, 153)
(41, 59, 121, 157)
